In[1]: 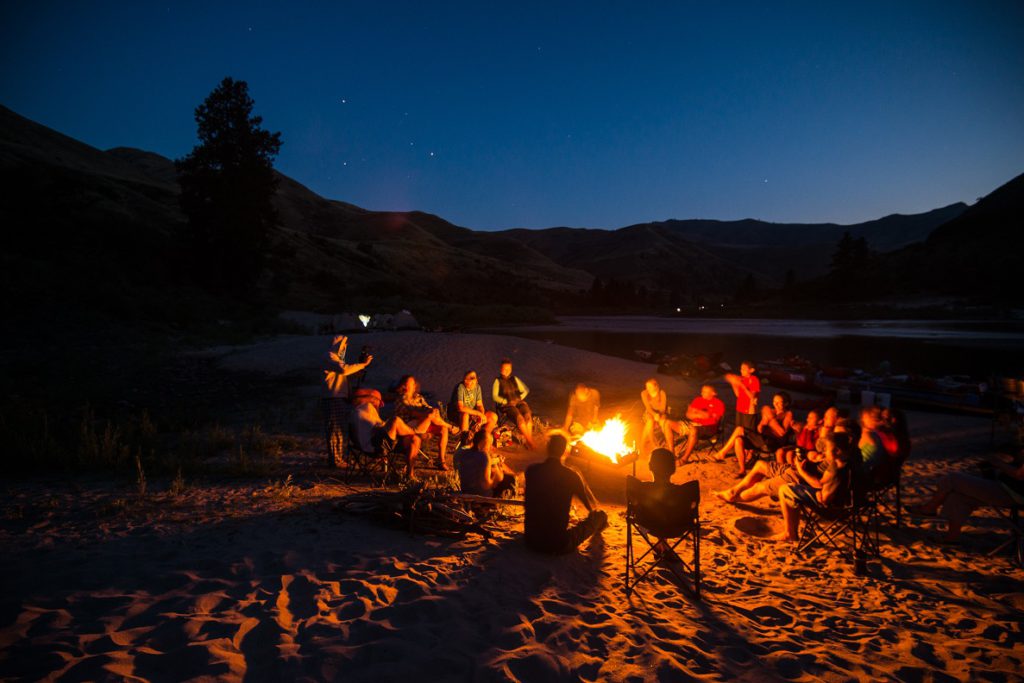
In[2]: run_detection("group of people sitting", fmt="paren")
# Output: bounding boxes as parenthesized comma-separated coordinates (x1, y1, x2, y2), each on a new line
(326, 337, 538, 480)
(712, 404, 908, 542)
(329, 337, 1023, 553)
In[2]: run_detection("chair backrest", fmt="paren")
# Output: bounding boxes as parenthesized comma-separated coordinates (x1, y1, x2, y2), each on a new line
(627, 478, 700, 538)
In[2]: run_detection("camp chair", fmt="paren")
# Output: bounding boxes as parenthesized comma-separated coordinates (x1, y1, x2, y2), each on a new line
(343, 399, 402, 487)
(796, 466, 876, 574)
(684, 420, 725, 463)
(986, 504, 1024, 569)
(624, 478, 701, 599)
(862, 443, 911, 536)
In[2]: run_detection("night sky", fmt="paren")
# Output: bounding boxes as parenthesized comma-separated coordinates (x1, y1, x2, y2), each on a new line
(1, 1, 1022, 230)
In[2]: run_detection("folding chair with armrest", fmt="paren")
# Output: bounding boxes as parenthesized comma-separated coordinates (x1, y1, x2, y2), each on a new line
(625, 478, 701, 599)
(796, 466, 876, 575)
(987, 504, 1024, 569)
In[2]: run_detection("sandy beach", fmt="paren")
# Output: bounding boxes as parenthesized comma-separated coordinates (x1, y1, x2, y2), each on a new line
(2, 332, 1023, 682)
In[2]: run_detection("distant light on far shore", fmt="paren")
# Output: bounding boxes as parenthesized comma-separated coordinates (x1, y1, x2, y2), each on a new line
(358, 315, 371, 328)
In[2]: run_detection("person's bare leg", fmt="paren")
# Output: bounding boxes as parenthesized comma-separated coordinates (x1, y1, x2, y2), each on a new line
(439, 428, 449, 468)
(641, 419, 654, 456)
(716, 460, 768, 501)
(735, 439, 747, 474)
(773, 485, 800, 541)
(406, 435, 421, 478)
(517, 416, 535, 449)
(661, 419, 674, 451)
(715, 427, 744, 460)
(737, 480, 772, 503)
(484, 411, 498, 437)
(679, 430, 698, 462)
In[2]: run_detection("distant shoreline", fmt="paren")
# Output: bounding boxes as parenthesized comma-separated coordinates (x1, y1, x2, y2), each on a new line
(476, 315, 1024, 378)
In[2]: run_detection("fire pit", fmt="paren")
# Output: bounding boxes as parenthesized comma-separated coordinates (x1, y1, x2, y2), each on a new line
(566, 416, 642, 500)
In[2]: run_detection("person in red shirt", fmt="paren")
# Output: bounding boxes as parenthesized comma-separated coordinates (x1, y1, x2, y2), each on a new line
(730, 361, 761, 430)
(667, 384, 725, 464)
(714, 361, 761, 464)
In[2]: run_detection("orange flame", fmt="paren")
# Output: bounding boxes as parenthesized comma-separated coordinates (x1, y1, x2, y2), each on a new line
(579, 415, 634, 464)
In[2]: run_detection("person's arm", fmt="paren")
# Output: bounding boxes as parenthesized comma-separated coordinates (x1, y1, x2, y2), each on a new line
(641, 390, 653, 416)
(734, 378, 754, 402)
(339, 356, 372, 377)
(795, 457, 823, 488)
(517, 377, 529, 400)
(724, 373, 742, 398)
(685, 400, 708, 422)
(575, 473, 599, 512)
(815, 467, 836, 505)
(564, 395, 575, 430)
(456, 385, 474, 415)
(492, 379, 506, 405)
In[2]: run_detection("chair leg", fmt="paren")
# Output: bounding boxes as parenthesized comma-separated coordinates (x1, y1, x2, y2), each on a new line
(693, 523, 701, 600)
(625, 519, 633, 597)
(895, 479, 902, 529)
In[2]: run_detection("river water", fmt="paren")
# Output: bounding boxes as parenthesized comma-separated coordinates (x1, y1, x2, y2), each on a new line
(492, 316, 1024, 379)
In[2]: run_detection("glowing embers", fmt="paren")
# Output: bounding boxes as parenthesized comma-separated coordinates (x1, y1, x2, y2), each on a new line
(579, 415, 634, 464)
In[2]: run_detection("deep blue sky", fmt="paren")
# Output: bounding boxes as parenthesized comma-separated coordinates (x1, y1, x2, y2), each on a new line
(2, 2, 1022, 229)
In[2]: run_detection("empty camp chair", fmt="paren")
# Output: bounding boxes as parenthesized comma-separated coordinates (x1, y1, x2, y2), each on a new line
(624, 478, 701, 599)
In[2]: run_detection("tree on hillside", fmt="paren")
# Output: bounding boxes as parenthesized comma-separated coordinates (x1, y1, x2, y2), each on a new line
(176, 77, 282, 290)
(830, 231, 870, 276)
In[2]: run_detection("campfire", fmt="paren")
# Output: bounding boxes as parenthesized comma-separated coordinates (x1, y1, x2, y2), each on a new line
(578, 415, 635, 465)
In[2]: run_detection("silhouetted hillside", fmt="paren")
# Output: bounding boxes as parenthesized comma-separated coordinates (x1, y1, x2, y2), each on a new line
(883, 172, 1024, 303)
(0, 102, 1015, 329)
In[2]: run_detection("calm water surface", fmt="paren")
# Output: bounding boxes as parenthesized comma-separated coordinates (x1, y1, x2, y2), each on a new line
(493, 317, 1024, 378)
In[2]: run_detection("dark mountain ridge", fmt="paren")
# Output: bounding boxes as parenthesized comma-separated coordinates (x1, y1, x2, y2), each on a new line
(1, 103, 1016, 323)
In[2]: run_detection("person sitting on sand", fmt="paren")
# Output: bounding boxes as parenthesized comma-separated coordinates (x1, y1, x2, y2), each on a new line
(395, 375, 460, 470)
(714, 435, 827, 506)
(626, 448, 689, 557)
(774, 432, 853, 542)
(451, 370, 498, 439)
(564, 383, 601, 436)
(492, 359, 535, 449)
(324, 335, 374, 396)
(456, 429, 517, 498)
(905, 447, 1024, 544)
(716, 392, 794, 477)
(666, 384, 725, 464)
(524, 433, 608, 554)
(350, 394, 424, 480)
(640, 378, 672, 454)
